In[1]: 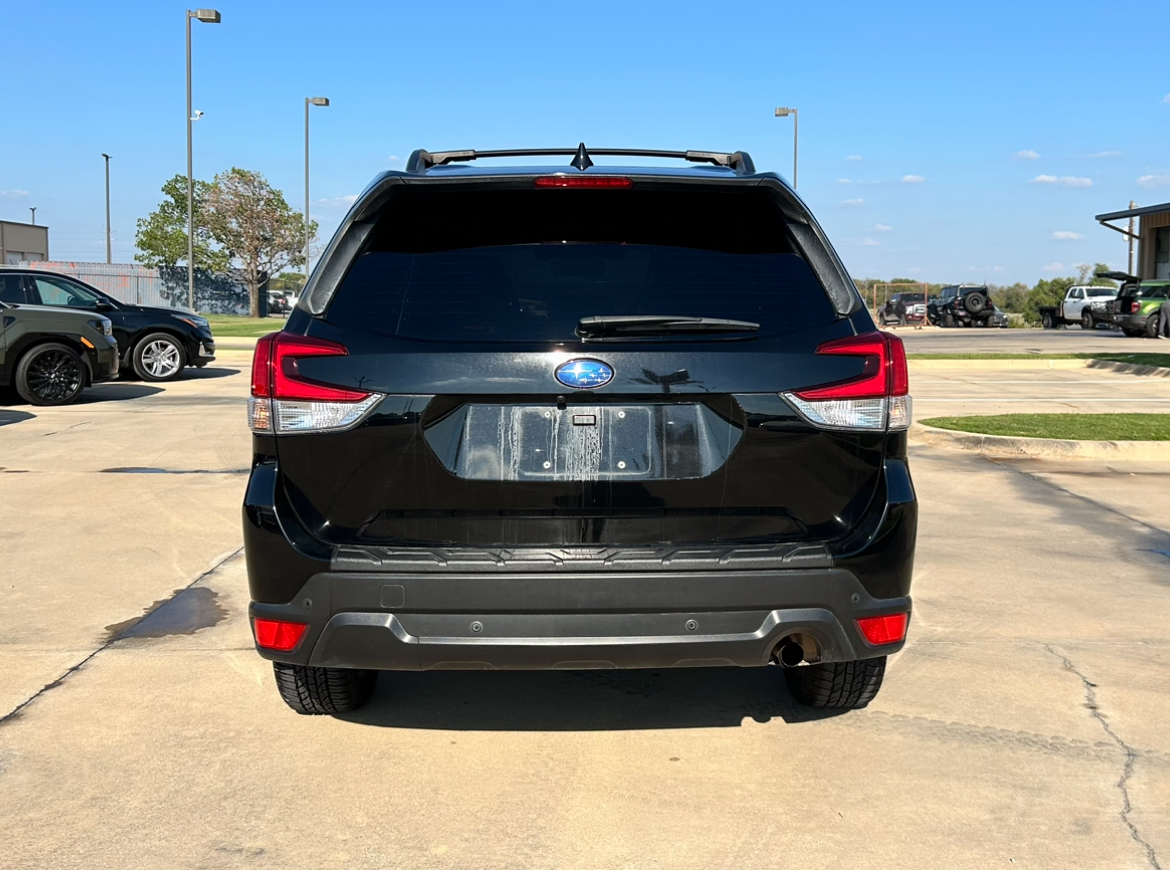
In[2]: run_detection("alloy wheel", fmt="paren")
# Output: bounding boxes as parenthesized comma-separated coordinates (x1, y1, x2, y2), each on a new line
(26, 350, 83, 402)
(141, 340, 182, 378)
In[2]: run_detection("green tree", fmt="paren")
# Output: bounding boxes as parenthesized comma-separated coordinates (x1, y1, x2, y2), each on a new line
(1025, 276, 1076, 323)
(205, 168, 316, 317)
(268, 272, 306, 292)
(134, 174, 230, 271)
(989, 282, 1029, 314)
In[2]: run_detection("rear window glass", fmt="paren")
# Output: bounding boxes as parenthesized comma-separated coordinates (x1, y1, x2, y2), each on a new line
(325, 188, 837, 342)
(1136, 284, 1169, 298)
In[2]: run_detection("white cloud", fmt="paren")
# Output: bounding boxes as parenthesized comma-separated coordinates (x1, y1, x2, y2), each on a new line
(845, 155, 862, 162)
(873, 224, 894, 233)
(1086, 150, 1122, 158)
(388, 155, 401, 163)
(314, 194, 359, 209)
(1031, 175, 1092, 187)
(1052, 231, 1084, 240)
(902, 175, 925, 184)
(1164, 94, 1170, 105)
(1137, 173, 1170, 189)
(859, 238, 880, 247)
(836, 178, 853, 184)
(0, 189, 30, 198)
(1042, 262, 1065, 272)
(993, 266, 1005, 272)
(840, 198, 865, 206)
(1013, 150, 1040, 161)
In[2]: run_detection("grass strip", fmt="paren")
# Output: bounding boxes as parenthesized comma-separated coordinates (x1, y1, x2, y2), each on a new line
(919, 413, 1170, 441)
(199, 314, 286, 337)
(907, 352, 1170, 368)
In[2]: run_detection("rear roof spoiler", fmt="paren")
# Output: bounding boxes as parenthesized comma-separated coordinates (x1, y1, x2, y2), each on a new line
(405, 143, 756, 176)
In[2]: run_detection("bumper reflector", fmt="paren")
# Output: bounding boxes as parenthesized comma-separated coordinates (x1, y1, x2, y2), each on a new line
(253, 618, 308, 652)
(856, 613, 908, 645)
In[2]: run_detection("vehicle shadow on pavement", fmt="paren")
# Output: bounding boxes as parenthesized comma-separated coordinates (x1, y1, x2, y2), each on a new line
(340, 668, 848, 730)
(77, 384, 165, 403)
(0, 409, 36, 426)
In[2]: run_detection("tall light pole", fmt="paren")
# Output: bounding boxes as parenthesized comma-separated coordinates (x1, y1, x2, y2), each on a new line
(774, 106, 799, 189)
(29, 207, 36, 225)
(187, 8, 221, 311)
(305, 97, 329, 287)
(102, 153, 112, 264)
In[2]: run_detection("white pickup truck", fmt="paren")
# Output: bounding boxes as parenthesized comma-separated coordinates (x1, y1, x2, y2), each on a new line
(1038, 285, 1118, 330)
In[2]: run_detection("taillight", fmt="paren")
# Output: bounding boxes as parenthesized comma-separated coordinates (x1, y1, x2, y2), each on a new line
(856, 613, 909, 645)
(1130, 300, 1141, 314)
(253, 618, 308, 652)
(247, 332, 382, 434)
(533, 176, 632, 188)
(782, 332, 912, 431)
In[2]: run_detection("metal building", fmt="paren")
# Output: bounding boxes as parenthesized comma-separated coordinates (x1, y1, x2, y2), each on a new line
(1095, 202, 1170, 279)
(0, 220, 49, 264)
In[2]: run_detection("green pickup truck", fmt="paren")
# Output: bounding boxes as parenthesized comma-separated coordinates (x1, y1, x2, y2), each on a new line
(1113, 280, 1169, 337)
(0, 282, 120, 405)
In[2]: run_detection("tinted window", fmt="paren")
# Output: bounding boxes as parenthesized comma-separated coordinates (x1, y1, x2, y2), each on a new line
(1085, 287, 1115, 297)
(31, 277, 103, 308)
(0, 274, 26, 303)
(327, 188, 837, 342)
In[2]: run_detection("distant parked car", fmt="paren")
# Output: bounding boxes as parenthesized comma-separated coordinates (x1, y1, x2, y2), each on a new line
(1112, 280, 1169, 337)
(0, 276, 119, 405)
(267, 291, 293, 316)
(0, 268, 215, 381)
(879, 292, 926, 325)
(930, 284, 994, 327)
(1037, 285, 1118, 330)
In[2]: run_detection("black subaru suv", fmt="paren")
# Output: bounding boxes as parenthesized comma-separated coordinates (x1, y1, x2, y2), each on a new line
(244, 146, 917, 715)
(0, 268, 216, 380)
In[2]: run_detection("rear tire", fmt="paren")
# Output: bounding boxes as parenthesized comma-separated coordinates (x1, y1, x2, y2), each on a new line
(273, 663, 377, 714)
(943, 313, 954, 328)
(963, 292, 988, 314)
(1145, 316, 1160, 338)
(784, 657, 886, 709)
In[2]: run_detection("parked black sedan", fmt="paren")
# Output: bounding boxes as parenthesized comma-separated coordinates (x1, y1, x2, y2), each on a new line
(0, 269, 215, 381)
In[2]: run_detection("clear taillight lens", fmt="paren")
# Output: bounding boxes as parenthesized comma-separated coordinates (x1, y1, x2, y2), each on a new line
(781, 332, 912, 431)
(248, 332, 382, 434)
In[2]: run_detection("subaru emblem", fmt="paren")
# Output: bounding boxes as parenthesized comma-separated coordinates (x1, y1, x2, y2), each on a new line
(555, 359, 614, 390)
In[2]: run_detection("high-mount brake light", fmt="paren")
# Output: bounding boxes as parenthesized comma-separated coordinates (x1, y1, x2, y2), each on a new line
(856, 613, 909, 645)
(247, 332, 382, 434)
(533, 176, 633, 189)
(782, 332, 912, 431)
(253, 618, 308, 652)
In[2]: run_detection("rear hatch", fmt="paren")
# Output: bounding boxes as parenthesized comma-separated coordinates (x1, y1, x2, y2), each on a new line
(266, 181, 893, 549)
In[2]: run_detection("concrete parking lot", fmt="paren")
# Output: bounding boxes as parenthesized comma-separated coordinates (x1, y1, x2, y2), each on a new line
(1, 348, 1168, 869)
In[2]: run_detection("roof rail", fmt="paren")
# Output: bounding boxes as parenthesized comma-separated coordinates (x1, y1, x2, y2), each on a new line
(405, 143, 756, 176)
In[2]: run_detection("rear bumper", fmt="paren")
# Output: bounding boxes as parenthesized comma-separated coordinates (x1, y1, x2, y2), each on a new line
(250, 570, 908, 670)
(243, 455, 916, 672)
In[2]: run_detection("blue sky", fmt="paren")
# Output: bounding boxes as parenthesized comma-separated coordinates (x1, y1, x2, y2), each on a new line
(2, 0, 1168, 284)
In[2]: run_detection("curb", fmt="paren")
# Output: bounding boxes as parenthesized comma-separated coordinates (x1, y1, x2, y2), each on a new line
(909, 423, 1170, 460)
(214, 338, 260, 351)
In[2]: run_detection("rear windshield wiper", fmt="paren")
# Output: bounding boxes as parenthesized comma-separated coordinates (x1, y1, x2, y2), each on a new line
(577, 315, 760, 337)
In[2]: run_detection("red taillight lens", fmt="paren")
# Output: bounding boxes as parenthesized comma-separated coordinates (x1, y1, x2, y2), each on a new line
(271, 333, 369, 401)
(253, 618, 308, 652)
(533, 176, 633, 188)
(1130, 300, 1141, 314)
(856, 613, 909, 645)
(887, 333, 909, 396)
(794, 332, 909, 400)
(250, 332, 276, 398)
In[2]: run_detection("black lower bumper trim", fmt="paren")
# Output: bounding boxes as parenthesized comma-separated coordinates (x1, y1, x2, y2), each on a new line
(250, 569, 909, 671)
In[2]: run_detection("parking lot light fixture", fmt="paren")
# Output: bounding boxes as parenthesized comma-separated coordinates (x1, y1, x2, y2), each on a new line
(305, 97, 330, 287)
(186, 8, 221, 312)
(774, 106, 798, 189)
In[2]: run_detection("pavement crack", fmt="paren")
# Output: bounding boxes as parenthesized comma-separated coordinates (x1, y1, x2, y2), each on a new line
(1044, 643, 1161, 870)
(0, 546, 243, 728)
